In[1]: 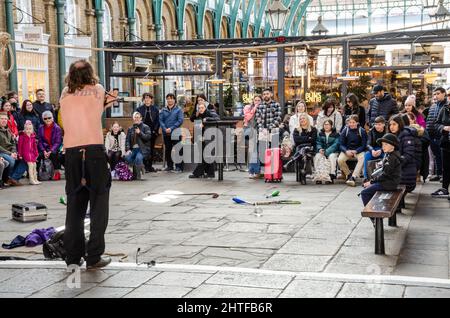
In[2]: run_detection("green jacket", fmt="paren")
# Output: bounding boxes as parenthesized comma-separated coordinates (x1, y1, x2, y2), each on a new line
(316, 129, 340, 157)
(0, 127, 16, 155)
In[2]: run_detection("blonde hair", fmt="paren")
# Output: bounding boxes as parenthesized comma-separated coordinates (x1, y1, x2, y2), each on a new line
(24, 120, 34, 133)
(298, 114, 312, 132)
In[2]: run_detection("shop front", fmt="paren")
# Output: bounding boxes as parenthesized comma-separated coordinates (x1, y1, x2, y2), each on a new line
(104, 29, 450, 119)
(14, 26, 50, 103)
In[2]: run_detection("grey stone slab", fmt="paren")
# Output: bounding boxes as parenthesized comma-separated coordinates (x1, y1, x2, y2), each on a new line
(185, 284, 281, 298)
(278, 237, 342, 256)
(80, 270, 116, 284)
(404, 286, 450, 298)
(393, 263, 449, 279)
(267, 224, 303, 235)
(337, 283, 405, 298)
(153, 213, 223, 222)
(262, 254, 332, 272)
(324, 262, 394, 275)
(29, 282, 97, 298)
(147, 272, 212, 288)
(100, 270, 160, 288)
(280, 279, 343, 298)
(206, 271, 293, 289)
(76, 287, 133, 298)
(126, 231, 200, 245)
(217, 222, 268, 233)
(0, 269, 22, 283)
(0, 293, 29, 298)
(124, 285, 192, 298)
(150, 220, 227, 231)
(405, 233, 449, 246)
(225, 214, 311, 225)
(398, 248, 448, 266)
(333, 246, 399, 266)
(140, 245, 206, 261)
(0, 269, 68, 294)
(184, 232, 290, 249)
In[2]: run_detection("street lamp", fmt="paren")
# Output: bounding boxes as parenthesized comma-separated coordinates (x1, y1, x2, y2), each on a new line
(311, 16, 329, 36)
(429, 0, 450, 29)
(266, 0, 290, 33)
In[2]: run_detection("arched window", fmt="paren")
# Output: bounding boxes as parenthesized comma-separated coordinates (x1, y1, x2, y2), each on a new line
(103, 2, 112, 41)
(16, 0, 33, 25)
(64, 0, 78, 38)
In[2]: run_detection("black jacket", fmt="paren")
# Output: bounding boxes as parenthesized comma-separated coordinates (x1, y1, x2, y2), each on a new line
(367, 126, 386, 152)
(125, 122, 152, 156)
(398, 127, 419, 192)
(371, 150, 402, 191)
(437, 105, 450, 150)
(136, 104, 160, 134)
(32, 101, 55, 124)
(368, 93, 398, 125)
(427, 100, 448, 138)
(293, 127, 317, 150)
(344, 105, 366, 128)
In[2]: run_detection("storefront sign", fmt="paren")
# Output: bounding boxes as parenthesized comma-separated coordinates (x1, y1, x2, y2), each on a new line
(21, 26, 43, 51)
(305, 92, 322, 103)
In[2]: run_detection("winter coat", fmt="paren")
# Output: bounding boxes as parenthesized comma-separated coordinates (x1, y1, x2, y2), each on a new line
(339, 126, 368, 154)
(33, 101, 55, 124)
(18, 132, 39, 163)
(125, 122, 152, 156)
(343, 105, 366, 128)
(437, 104, 450, 151)
(293, 127, 318, 150)
(37, 123, 62, 154)
(368, 93, 399, 125)
(159, 105, 184, 135)
(18, 111, 40, 133)
(370, 150, 402, 191)
(255, 100, 282, 132)
(316, 109, 343, 132)
(398, 127, 419, 192)
(316, 129, 340, 157)
(367, 126, 386, 152)
(105, 131, 126, 154)
(0, 126, 16, 155)
(6, 112, 18, 137)
(426, 100, 448, 138)
(136, 104, 160, 134)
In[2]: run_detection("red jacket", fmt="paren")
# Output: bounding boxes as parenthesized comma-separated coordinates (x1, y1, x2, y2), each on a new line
(7, 112, 18, 137)
(18, 132, 39, 163)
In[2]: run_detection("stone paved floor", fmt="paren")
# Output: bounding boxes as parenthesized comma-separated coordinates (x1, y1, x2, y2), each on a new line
(0, 168, 449, 297)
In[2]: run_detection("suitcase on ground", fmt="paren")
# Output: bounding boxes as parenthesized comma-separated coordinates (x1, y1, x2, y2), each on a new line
(264, 148, 282, 183)
(12, 202, 47, 222)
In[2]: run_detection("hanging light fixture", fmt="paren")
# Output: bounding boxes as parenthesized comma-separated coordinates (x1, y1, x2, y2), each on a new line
(429, 0, 450, 29)
(266, 0, 290, 33)
(311, 16, 329, 36)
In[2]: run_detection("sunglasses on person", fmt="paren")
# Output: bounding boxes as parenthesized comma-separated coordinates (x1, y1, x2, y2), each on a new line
(44, 117, 52, 120)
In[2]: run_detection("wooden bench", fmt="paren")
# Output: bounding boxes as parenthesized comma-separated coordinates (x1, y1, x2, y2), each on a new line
(361, 185, 407, 255)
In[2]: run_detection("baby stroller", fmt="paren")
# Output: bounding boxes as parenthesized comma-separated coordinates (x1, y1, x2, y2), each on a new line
(284, 145, 315, 184)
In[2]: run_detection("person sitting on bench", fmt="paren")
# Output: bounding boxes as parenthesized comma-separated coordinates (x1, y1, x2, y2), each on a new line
(361, 133, 402, 224)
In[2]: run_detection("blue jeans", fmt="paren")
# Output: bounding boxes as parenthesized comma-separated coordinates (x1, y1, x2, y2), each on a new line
(364, 148, 383, 179)
(430, 137, 443, 176)
(0, 154, 27, 181)
(125, 148, 144, 166)
(361, 182, 385, 206)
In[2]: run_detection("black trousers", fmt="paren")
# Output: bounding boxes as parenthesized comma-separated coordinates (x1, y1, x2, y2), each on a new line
(442, 149, 450, 190)
(144, 134, 157, 170)
(107, 150, 122, 171)
(63, 145, 111, 266)
(163, 134, 183, 170)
